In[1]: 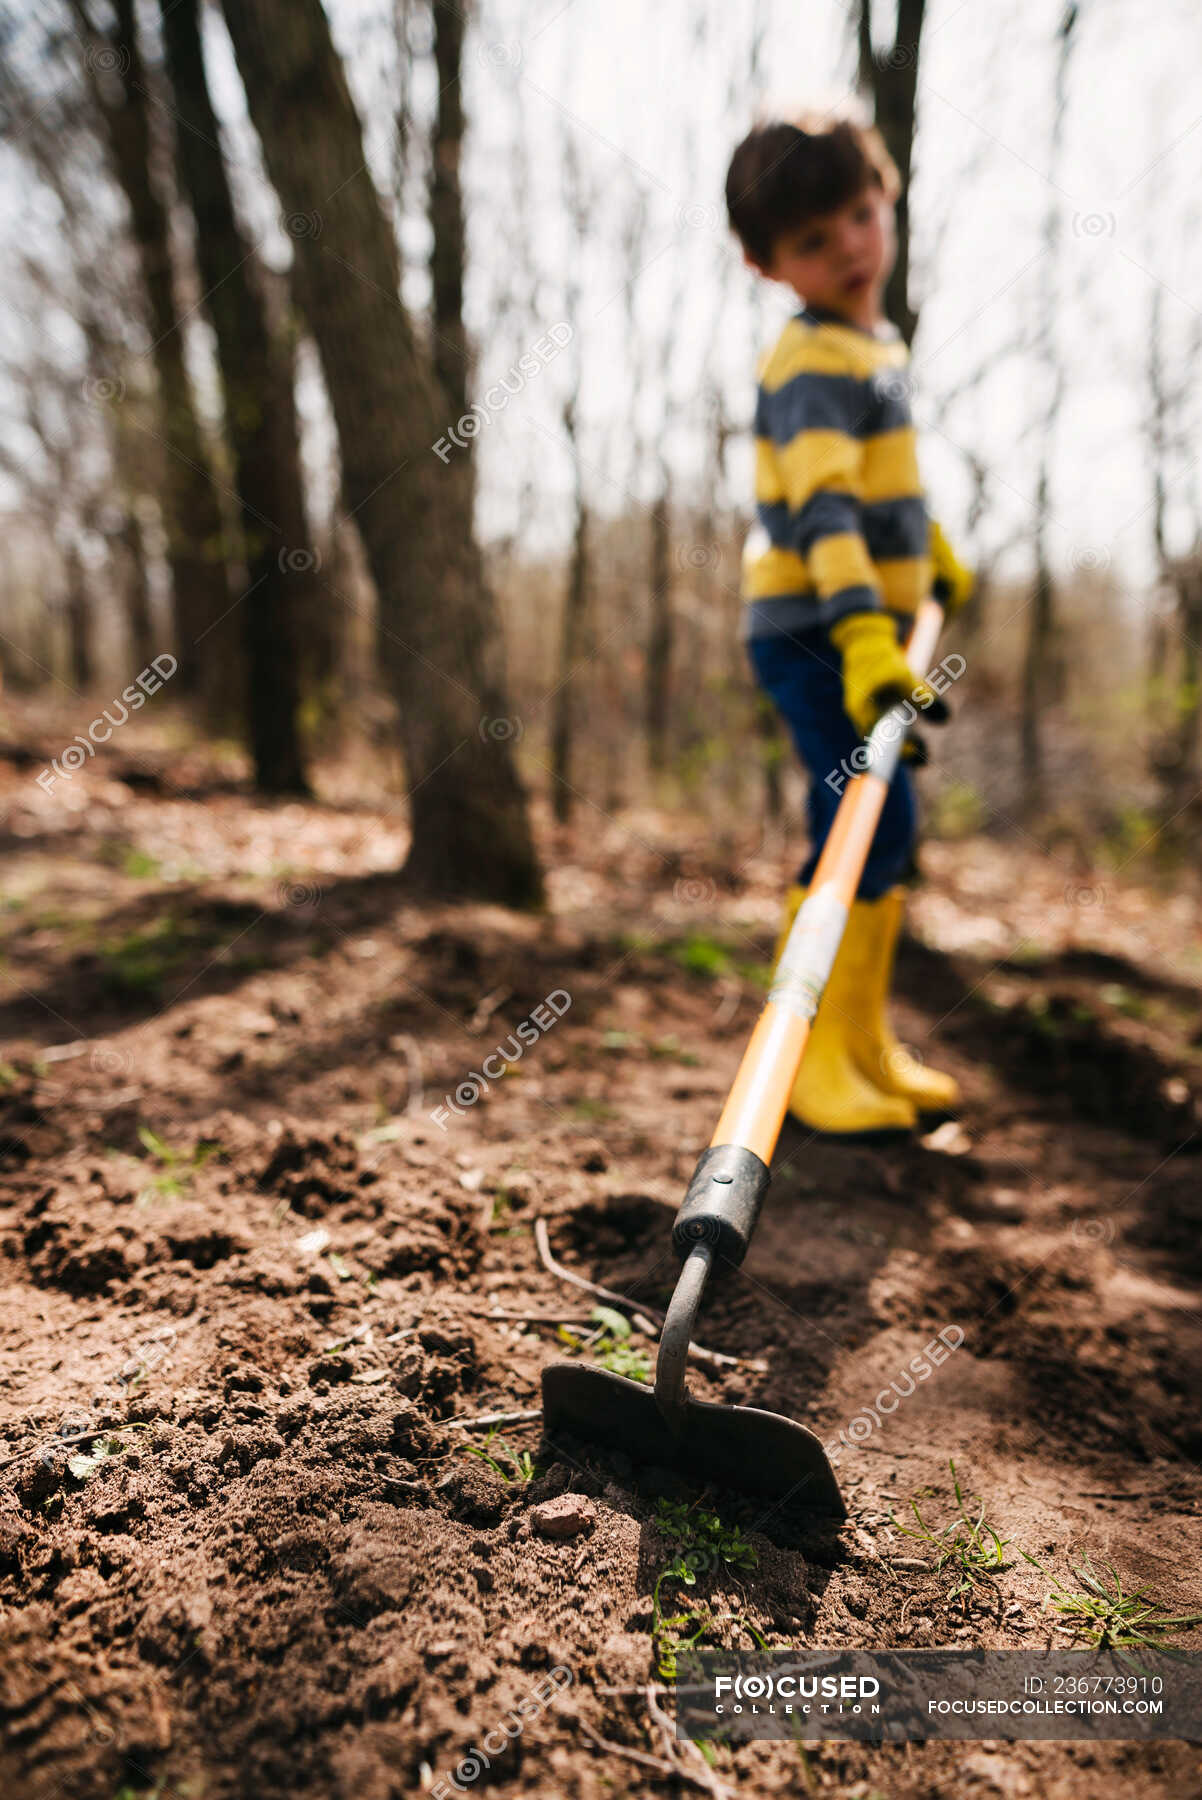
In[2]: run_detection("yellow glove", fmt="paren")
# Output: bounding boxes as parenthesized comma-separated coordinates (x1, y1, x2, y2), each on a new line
(829, 609, 949, 740)
(929, 518, 974, 617)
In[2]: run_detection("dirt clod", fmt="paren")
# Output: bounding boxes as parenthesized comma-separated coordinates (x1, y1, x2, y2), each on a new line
(530, 1493, 597, 1539)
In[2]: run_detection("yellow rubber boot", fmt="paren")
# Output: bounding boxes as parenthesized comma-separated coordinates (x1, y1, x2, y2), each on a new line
(772, 885, 917, 1135)
(841, 887, 961, 1116)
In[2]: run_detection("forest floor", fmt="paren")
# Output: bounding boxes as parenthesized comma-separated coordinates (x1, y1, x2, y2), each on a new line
(2, 711, 1202, 1800)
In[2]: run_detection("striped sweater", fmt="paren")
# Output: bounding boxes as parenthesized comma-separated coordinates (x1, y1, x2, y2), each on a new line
(741, 304, 933, 641)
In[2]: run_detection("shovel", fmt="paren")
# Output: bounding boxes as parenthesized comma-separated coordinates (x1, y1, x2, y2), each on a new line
(541, 598, 949, 1512)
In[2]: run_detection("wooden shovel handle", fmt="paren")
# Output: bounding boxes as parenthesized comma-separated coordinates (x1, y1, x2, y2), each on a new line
(709, 598, 947, 1164)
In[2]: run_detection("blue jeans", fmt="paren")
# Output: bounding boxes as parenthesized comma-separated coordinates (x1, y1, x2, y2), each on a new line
(748, 629, 917, 900)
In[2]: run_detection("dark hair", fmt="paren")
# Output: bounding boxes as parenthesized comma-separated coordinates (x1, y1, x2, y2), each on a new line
(725, 117, 899, 269)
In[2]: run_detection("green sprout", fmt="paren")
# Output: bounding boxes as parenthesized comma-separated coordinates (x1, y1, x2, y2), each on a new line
(669, 935, 734, 980)
(650, 1497, 763, 1679)
(65, 1422, 152, 1483)
(134, 1125, 221, 1203)
(67, 1438, 125, 1482)
(557, 1306, 653, 1384)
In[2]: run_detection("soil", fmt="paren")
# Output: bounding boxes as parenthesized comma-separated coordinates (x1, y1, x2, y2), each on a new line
(2, 723, 1202, 1800)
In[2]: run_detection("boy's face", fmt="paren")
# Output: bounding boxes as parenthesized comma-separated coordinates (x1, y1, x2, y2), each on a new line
(750, 183, 891, 328)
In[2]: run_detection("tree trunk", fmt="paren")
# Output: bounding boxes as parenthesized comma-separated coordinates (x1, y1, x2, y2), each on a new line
(1176, 571, 1202, 793)
(121, 508, 155, 674)
(550, 487, 589, 823)
(758, 695, 786, 833)
(1144, 286, 1173, 712)
(64, 540, 93, 691)
(429, 0, 470, 424)
(857, 0, 926, 345)
(646, 471, 673, 772)
(160, 0, 310, 796)
(73, 0, 235, 706)
(221, 0, 541, 904)
(1154, 558, 1202, 814)
(1020, 2, 1077, 818)
(1020, 524, 1054, 813)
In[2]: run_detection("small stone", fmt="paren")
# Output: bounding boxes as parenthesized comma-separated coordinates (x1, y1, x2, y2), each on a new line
(530, 1493, 596, 1540)
(921, 1119, 972, 1156)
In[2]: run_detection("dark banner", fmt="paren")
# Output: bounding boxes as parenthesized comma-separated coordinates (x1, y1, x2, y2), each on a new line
(675, 1649, 1202, 1742)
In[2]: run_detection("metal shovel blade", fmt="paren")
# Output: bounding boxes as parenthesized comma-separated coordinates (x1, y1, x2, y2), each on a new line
(540, 1360, 846, 1515)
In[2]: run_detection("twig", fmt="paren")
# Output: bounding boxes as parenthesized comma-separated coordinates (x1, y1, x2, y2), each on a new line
(646, 1682, 735, 1800)
(467, 985, 512, 1034)
(534, 1218, 667, 1322)
(0, 1429, 93, 1472)
(597, 1683, 673, 1696)
(0, 1420, 148, 1472)
(596, 1682, 715, 1700)
(645, 1684, 680, 1749)
(534, 1218, 762, 1372)
(645, 1684, 693, 1774)
(468, 1310, 602, 1325)
(575, 1719, 677, 1777)
(576, 1718, 718, 1793)
(443, 1407, 542, 1430)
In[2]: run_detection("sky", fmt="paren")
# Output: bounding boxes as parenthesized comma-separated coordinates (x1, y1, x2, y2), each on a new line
(3, 0, 1202, 603)
(323, 0, 1202, 591)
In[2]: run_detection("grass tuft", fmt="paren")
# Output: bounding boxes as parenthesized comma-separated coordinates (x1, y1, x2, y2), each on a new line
(460, 1428, 540, 1484)
(889, 1459, 1012, 1598)
(1022, 1550, 1202, 1650)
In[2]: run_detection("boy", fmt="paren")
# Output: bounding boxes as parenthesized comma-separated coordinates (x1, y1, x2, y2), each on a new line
(725, 114, 973, 1134)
